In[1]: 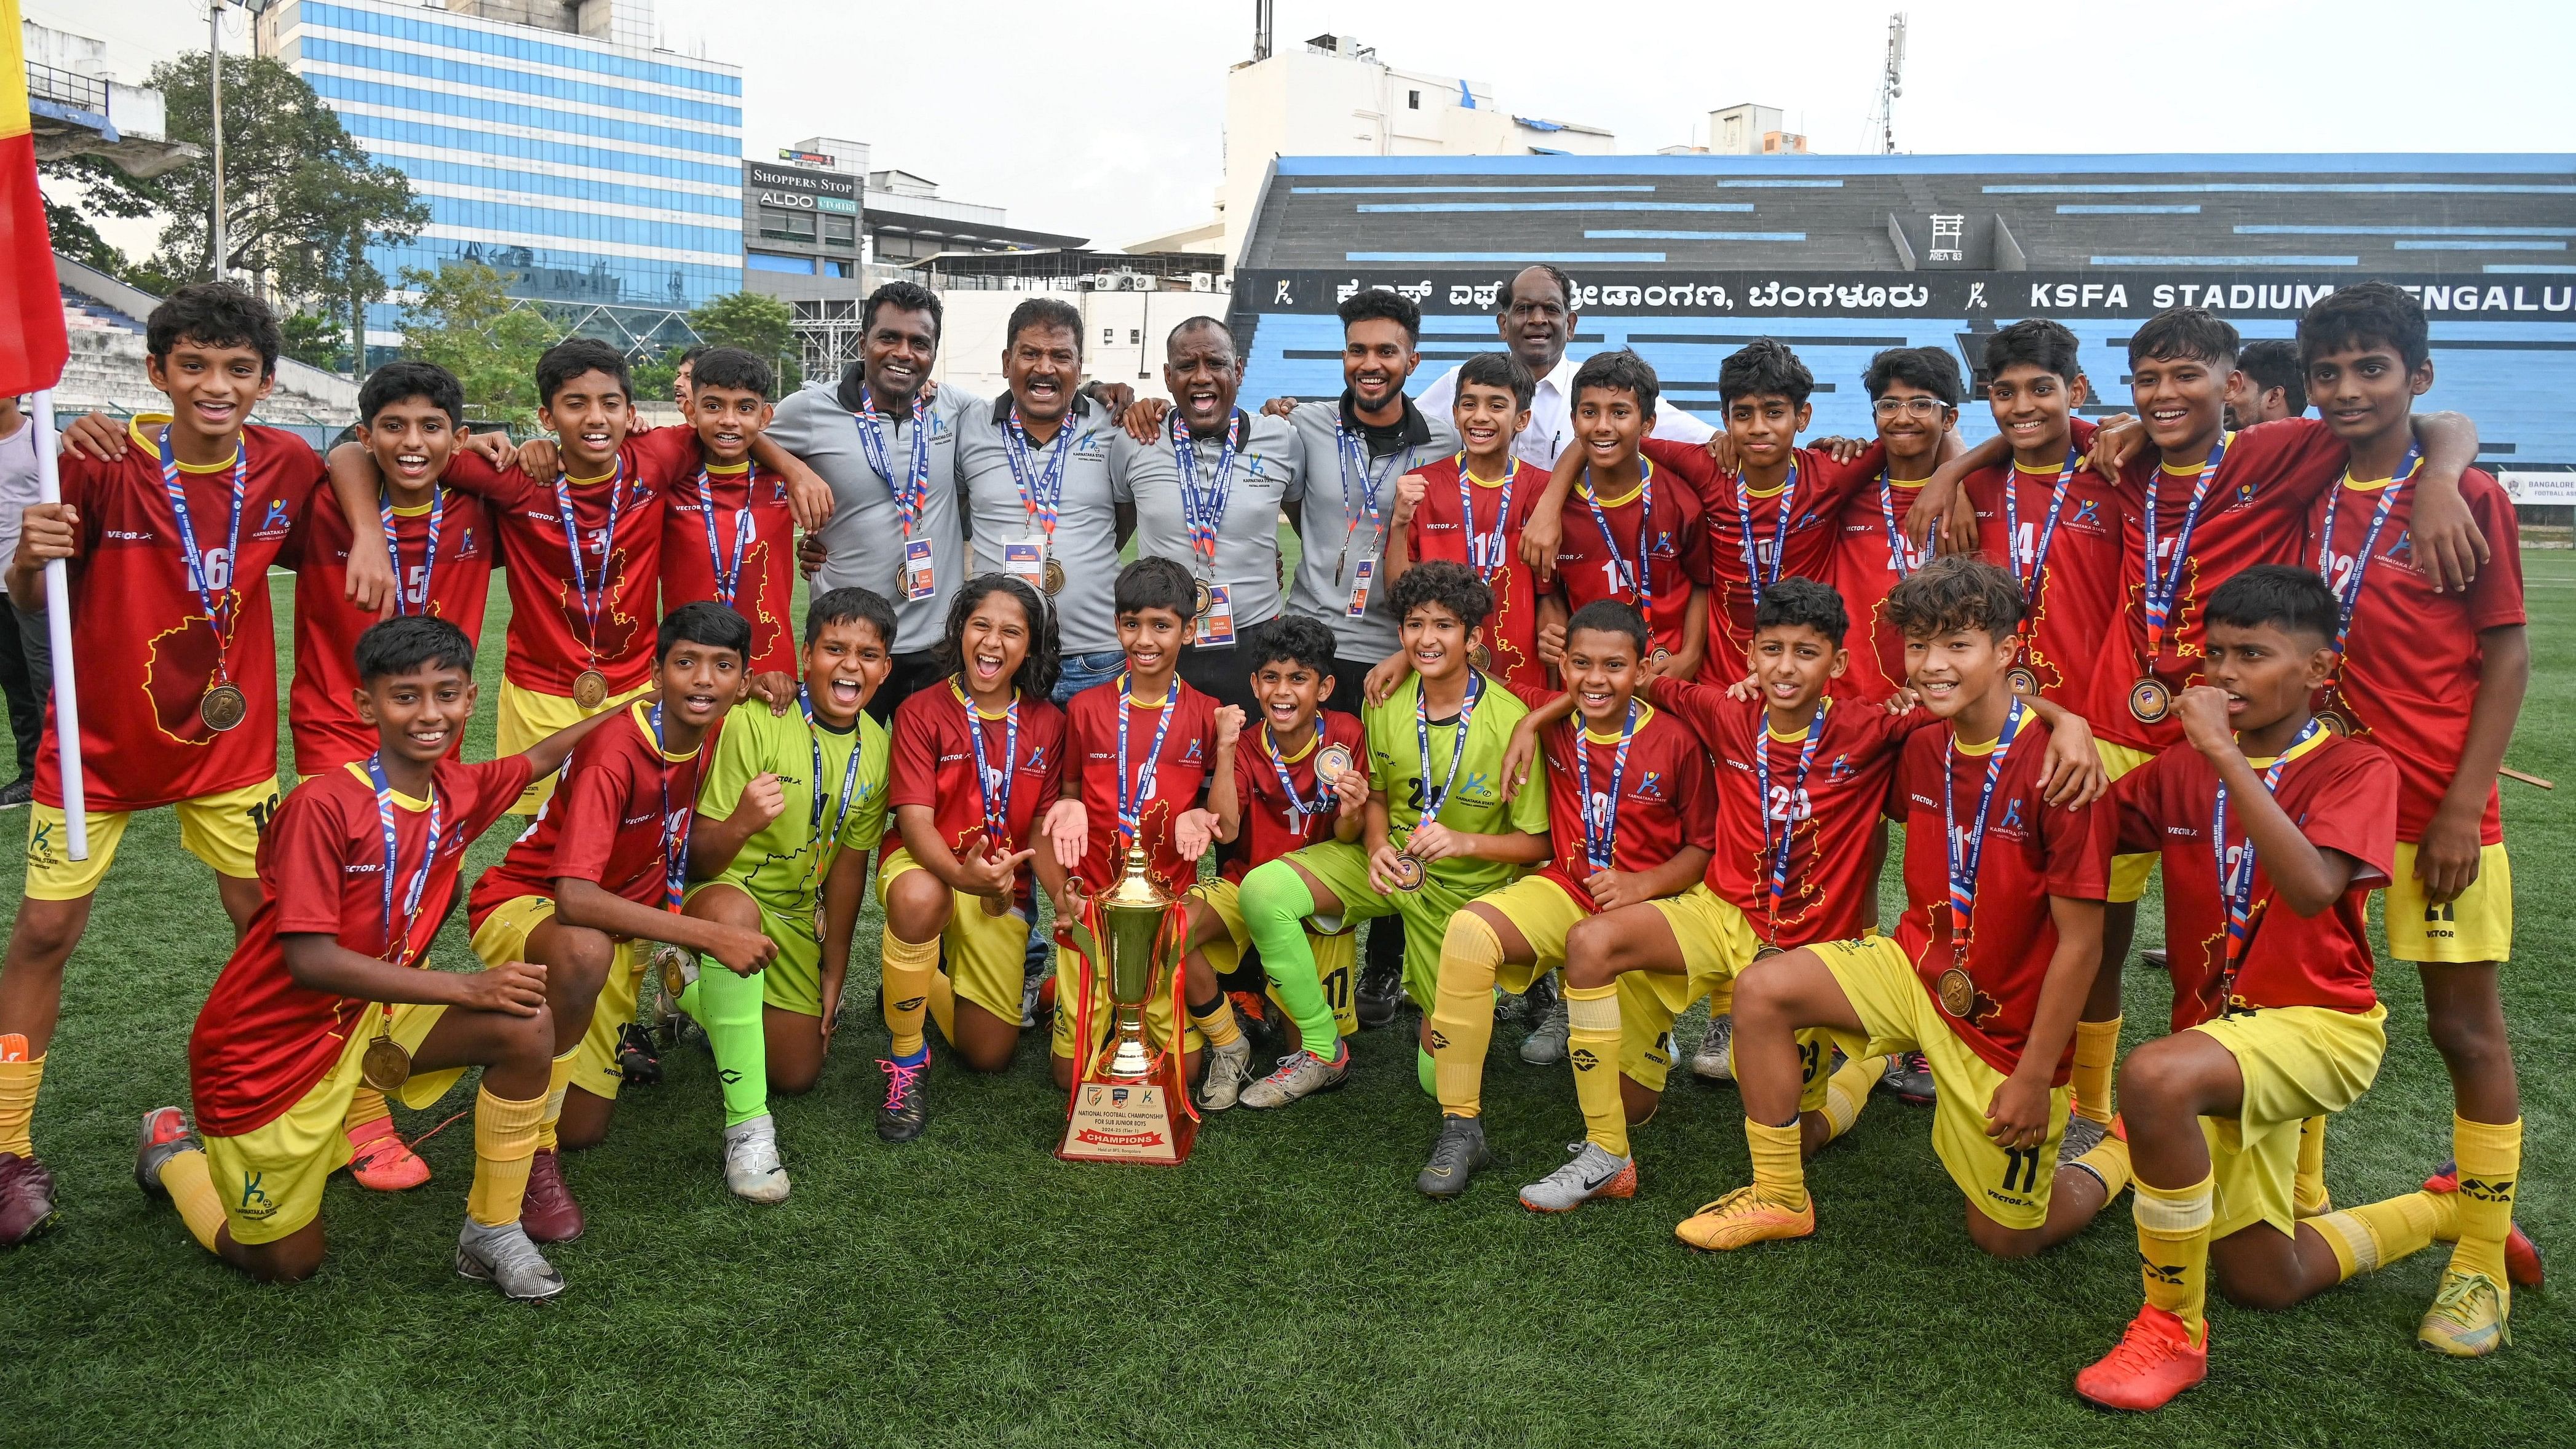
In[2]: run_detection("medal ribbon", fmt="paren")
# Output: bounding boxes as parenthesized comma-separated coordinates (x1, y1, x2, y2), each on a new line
(1875, 467, 1925, 579)
(2313, 442, 2420, 664)
(1575, 699, 1639, 873)
(2213, 718, 2324, 1007)
(1583, 458, 1657, 621)
(1941, 701, 2027, 970)
(1734, 455, 1799, 604)
(1004, 405, 1074, 550)
(692, 467, 753, 608)
(1263, 726, 1333, 833)
(552, 457, 627, 667)
(1756, 704, 1829, 941)
(854, 386, 933, 538)
(650, 702, 692, 914)
(1114, 672, 1181, 848)
(1168, 410, 1243, 579)
(1333, 415, 1408, 569)
(2140, 432, 2231, 662)
(1409, 672, 1486, 842)
(379, 486, 443, 617)
(962, 684, 1021, 850)
(2006, 445, 2079, 621)
(157, 427, 247, 680)
(364, 752, 445, 964)
(798, 686, 870, 912)
(1455, 451, 1515, 579)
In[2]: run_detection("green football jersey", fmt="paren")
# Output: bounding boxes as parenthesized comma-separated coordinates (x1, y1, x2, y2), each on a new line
(700, 697, 890, 914)
(1362, 670, 1549, 900)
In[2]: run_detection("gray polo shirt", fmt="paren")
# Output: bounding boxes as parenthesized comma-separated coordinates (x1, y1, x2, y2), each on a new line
(1109, 409, 1304, 634)
(954, 392, 1122, 656)
(768, 367, 977, 655)
(1282, 393, 1457, 661)
(0, 419, 34, 593)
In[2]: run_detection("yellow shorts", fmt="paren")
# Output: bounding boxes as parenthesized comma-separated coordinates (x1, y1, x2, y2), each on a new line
(879, 848, 1030, 1026)
(470, 892, 645, 1102)
(1645, 889, 1834, 1108)
(200, 999, 459, 1245)
(496, 677, 651, 814)
(2192, 1002, 2388, 1241)
(1189, 876, 1359, 1038)
(1474, 875, 1719, 1094)
(2097, 740, 2157, 905)
(2383, 841, 2513, 965)
(23, 777, 280, 900)
(1814, 935, 2072, 1230)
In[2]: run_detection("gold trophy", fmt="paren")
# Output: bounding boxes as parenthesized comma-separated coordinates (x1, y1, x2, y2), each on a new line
(1054, 846, 1198, 1164)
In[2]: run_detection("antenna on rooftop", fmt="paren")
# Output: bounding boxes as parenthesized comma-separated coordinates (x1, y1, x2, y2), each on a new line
(1868, 11, 1906, 155)
(1252, 0, 1274, 61)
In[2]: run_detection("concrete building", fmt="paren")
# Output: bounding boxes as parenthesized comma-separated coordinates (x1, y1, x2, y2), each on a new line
(253, 0, 743, 363)
(19, 15, 195, 178)
(741, 155, 861, 296)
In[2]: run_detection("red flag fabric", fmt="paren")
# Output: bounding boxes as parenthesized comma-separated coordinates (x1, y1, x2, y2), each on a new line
(0, 1, 71, 397)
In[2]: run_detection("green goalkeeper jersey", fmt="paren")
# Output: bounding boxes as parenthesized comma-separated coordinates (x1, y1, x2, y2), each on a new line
(1363, 670, 1549, 900)
(699, 697, 890, 915)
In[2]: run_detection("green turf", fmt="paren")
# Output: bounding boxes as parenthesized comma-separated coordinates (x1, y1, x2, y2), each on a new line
(4, 555, 2572, 1446)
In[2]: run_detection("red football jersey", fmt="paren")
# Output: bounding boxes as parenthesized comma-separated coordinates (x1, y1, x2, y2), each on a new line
(287, 483, 497, 774)
(1649, 677, 1936, 947)
(886, 680, 1068, 905)
(34, 420, 320, 812)
(1406, 453, 1550, 693)
(661, 459, 798, 677)
(2310, 465, 2522, 843)
(444, 425, 696, 696)
(1063, 676, 1224, 894)
(2115, 731, 2395, 1030)
(1964, 418, 2125, 729)
(2102, 418, 2348, 751)
(1550, 458, 1712, 661)
(1832, 464, 1937, 702)
(189, 755, 533, 1137)
(1533, 699, 1714, 911)
(1643, 438, 1879, 681)
(468, 701, 709, 922)
(1221, 712, 1368, 883)
(1888, 710, 2118, 1083)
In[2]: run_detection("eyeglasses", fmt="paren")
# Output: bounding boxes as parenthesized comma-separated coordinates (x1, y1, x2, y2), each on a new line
(1872, 397, 1951, 418)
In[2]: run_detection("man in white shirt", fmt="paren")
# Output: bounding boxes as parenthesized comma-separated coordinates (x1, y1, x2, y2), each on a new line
(0, 395, 42, 805)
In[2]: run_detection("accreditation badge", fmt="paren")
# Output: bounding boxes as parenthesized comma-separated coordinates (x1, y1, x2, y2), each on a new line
(1003, 539, 1047, 594)
(1200, 584, 1237, 647)
(904, 538, 937, 601)
(1345, 557, 1375, 619)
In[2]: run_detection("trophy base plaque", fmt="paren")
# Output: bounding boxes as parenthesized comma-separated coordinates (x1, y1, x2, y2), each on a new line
(1056, 1055, 1197, 1165)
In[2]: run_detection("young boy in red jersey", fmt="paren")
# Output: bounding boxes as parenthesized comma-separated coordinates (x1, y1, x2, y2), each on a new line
(464, 603, 777, 1242)
(1417, 599, 1711, 1206)
(1678, 556, 2128, 1260)
(2294, 283, 2536, 1356)
(132, 616, 613, 1297)
(879, 576, 1070, 1141)
(1175, 615, 1368, 1111)
(1043, 557, 1240, 1092)
(1831, 347, 1963, 703)
(2074, 566, 2531, 1410)
(1539, 351, 1713, 678)
(656, 346, 801, 677)
(0, 284, 328, 1245)
(1385, 351, 1552, 696)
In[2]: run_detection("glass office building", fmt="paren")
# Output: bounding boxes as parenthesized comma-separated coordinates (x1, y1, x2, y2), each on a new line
(254, 0, 742, 363)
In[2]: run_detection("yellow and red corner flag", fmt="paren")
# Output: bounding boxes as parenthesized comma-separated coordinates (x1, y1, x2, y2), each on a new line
(0, 0, 70, 397)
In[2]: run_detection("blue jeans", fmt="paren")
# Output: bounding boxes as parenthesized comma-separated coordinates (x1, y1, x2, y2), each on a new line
(1051, 649, 1127, 706)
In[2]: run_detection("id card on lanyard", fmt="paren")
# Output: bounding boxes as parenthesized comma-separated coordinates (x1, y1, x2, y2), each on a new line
(1201, 584, 1237, 646)
(903, 538, 937, 601)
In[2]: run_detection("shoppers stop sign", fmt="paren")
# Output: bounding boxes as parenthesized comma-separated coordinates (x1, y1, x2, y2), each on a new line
(748, 161, 858, 215)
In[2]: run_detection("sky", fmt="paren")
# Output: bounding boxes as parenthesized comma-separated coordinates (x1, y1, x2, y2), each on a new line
(43, 0, 2576, 251)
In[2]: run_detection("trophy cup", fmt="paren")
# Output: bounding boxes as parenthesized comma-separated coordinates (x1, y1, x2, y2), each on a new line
(1054, 846, 1198, 1164)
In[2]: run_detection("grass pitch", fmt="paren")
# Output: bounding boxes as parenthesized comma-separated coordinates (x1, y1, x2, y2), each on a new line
(4, 555, 2572, 1447)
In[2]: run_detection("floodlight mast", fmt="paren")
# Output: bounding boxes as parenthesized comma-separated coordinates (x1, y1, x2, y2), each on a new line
(1869, 11, 1907, 155)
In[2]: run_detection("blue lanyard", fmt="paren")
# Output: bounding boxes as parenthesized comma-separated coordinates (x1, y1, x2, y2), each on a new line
(854, 387, 933, 538)
(1262, 726, 1334, 833)
(157, 427, 246, 672)
(1734, 455, 1799, 602)
(1874, 467, 1925, 579)
(798, 686, 869, 906)
(2142, 432, 2231, 660)
(1582, 459, 1657, 619)
(1114, 672, 1181, 846)
(1574, 699, 1639, 873)
(364, 752, 444, 963)
(1334, 414, 1408, 554)
(379, 486, 442, 617)
(2214, 720, 2322, 1001)
(1004, 405, 1074, 546)
(1756, 703, 1829, 940)
(2314, 443, 2419, 660)
(552, 458, 627, 661)
(962, 685, 1021, 846)
(1411, 672, 1485, 834)
(692, 467, 753, 607)
(1455, 451, 1514, 578)
(1943, 702, 2027, 966)
(650, 702, 691, 913)
(1168, 411, 1243, 575)
(2006, 445, 2080, 614)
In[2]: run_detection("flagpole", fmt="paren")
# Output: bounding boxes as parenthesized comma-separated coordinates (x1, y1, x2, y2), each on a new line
(29, 390, 83, 860)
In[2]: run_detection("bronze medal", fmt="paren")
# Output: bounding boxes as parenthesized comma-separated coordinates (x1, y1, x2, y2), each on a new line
(980, 890, 1012, 918)
(658, 945, 691, 1000)
(360, 1034, 413, 1093)
(1752, 945, 1785, 961)
(1468, 643, 1491, 672)
(1192, 577, 1214, 619)
(1042, 555, 1067, 597)
(2316, 709, 2349, 737)
(199, 681, 247, 732)
(2128, 677, 2171, 725)
(574, 669, 610, 711)
(811, 901, 833, 941)
(1390, 852, 1426, 892)
(1316, 743, 1354, 782)
(2007, 665, 2040, 698)
(1651, 645, 1672, 669)
(1936, 966, 1976, 1019)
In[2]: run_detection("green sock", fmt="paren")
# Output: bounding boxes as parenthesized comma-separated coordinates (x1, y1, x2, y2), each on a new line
(1417, 1046, 1436, 1097)
(689, 963, 771, 1128)
(1242, 860, 1339, 1056)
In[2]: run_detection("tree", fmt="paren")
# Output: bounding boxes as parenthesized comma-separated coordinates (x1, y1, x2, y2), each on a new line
(689, 291, 801, 394)
(279, 311, 346, 371)
(36, 157, 151, 279)
(398, 262, 559, 427)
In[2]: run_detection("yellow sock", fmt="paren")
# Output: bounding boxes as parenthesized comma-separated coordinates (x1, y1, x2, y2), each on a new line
(1746, 1116, 1808, 1212)
(2071, 1016, 2121, 1124)
(536, 1048, 578, 1152)
(2316, 1189, 2457, 1285)
(2293, 1114, 2331, 1217)
(0, 1051, 42, 1159)
(342, 1084, 392, 1133)
(1820, 1054, 1883, 1143)
(159, 1146, 225, 1253)
(1189, 994, 1242, 1049)
(879, 930, 939, 1059)
(1428, 912, 1504, 1118)
(1564, 983, 1627, 1155)
(2134, 1172, 2214, 1343)
(928, 969, 957, 1046)
(2074, 1135, 2134, 1199)
(466, 1087, 547, 1228)
(2447, 1114, 2522, 1301)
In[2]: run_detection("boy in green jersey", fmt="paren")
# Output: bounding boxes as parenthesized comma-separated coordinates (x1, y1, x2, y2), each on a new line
(672, 588, 897, 1201)
(1237, 560, 1552, 1108)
